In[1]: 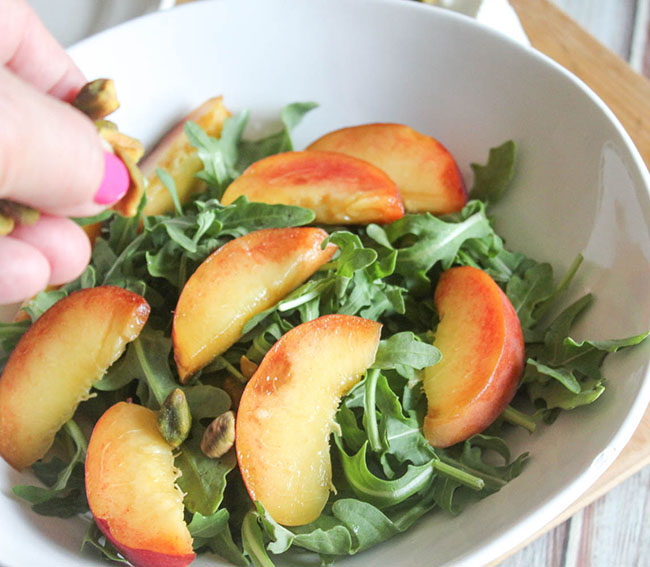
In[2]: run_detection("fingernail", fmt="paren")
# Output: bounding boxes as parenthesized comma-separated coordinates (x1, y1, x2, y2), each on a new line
(94, 151, 129, 205)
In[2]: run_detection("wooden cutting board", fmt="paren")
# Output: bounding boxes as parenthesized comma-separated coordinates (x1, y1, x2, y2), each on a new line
(489, 0, 650, 560)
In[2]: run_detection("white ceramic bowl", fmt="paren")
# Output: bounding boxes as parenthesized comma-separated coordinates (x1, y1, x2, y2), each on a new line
(2, 1, 650, 566)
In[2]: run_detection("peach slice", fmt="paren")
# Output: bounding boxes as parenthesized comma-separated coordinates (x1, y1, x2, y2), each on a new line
(236, 314, 382, 526)
(307, 123, 466, 214)
(220, 150, 404, 224)
(422, 266, 525, 448)
(141, 96, 230, 216)
(86, 402, 195, 567)
(173, 227, 336, 382)
(0, 286, 149, 470)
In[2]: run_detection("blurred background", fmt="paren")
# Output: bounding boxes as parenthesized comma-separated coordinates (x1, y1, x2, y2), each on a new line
(28, 0, 650, 79)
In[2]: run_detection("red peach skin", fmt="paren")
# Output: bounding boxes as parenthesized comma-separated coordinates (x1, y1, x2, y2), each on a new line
(86, 402, 195, 567)
(221, 150, 404, 224)
(0, 286, 149, 470)
(308, 123, 466, 214)
(423, 266, 525, 447)
(173, 227, 337, 382)
(236, 314, 382, 526)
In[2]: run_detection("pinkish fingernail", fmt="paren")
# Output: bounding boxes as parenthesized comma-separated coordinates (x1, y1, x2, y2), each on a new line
(94, 151, 129, 205)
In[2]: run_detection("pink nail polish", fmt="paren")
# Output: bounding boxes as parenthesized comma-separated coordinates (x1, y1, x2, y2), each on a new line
(94, 151, 129, 205)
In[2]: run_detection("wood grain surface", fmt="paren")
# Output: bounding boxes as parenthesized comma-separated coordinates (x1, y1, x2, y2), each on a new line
(496, 1, 650, 565)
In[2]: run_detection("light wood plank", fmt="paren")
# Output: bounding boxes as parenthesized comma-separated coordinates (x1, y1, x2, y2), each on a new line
(548, 0, 637, 59)
(595, 466, 650, 566)
(511, 0, 650, 168)
(499, 521, 568, 567)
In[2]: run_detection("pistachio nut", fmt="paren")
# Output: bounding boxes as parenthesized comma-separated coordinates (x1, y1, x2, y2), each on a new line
(72, 79, 119, 120)
(72, 79, 146, 218)
(0, 213, 15, 236)
(201, 411, 235, 459)
(0, 200, 39, 235)
(96, 123, 145, 164)
(157, 388, 192, 449)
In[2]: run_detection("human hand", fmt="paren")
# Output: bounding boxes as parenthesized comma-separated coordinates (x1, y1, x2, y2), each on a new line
(0, 0, 129, 305)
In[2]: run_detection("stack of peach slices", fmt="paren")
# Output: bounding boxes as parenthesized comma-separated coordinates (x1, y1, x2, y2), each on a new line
(0, 99, 529, 567)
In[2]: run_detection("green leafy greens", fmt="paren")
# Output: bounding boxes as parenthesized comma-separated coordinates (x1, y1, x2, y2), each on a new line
(2, 104, 647, 567)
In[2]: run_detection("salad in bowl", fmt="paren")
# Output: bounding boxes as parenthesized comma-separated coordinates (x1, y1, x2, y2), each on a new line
(1, 2, 650, 567)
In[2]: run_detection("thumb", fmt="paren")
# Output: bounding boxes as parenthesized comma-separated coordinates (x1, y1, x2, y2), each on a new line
(0, 67, 127, 217)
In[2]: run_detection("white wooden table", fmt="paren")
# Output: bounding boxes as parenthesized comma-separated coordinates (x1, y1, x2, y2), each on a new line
(502, 4, 650, 566)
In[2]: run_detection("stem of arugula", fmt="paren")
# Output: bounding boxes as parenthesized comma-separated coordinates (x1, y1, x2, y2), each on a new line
(502, 405, 537, 433)
(432, 460, 485, 491)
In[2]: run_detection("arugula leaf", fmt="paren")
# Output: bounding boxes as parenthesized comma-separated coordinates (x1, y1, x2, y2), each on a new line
(185, 114, 246, 191)
(71, 209, 115, 227)
(156, 168, 183, 215)
(373, 374, 435, 467)
(256, 503, 353, 556)
(521, 292, 648, 419)
(331, 499, 402, 553)
(326, 231, 378, 278)
(103, 328, 177, 409)
(526, 359, 581, 394)
(385, 207, 493, 288)
(185, 102, 317, 199)
(236, 102, 318, 173)
(81, 521, 130, 564)
(184, 384, 232, 420)
(188, 509, 231, 539)
(542, 294, 593, 355)
(188, 509, 249, 566)
(21, 289, 67, 322)
(0, 319, 30, 372)
(216, 197, 315, 235)
(372, 332, 440, 379)
(335, 437, 435, 509)
(469, 140, 516, 203)
(13, 421, 89, 517)
(242, 511, 275, 567)
(256, 498, 438, 558)
(506, 262, 556, 331)
(561, 333, 650, 374)
(336, 404, 367, 454)
(175, 426, 237, 516)
(438, 434, 528, 496)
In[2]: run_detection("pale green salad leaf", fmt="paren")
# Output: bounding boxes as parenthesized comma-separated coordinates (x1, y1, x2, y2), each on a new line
(469, 139, 516, 203)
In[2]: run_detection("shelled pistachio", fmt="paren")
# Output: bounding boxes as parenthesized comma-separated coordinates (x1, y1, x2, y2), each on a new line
(201, 411, 235, 458)
(157, 388, 192, 449)
(71, 79, 119, 120)
(0, 200, 39, 236)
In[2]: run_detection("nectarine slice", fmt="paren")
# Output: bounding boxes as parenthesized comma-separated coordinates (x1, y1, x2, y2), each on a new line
(423, 266, 525, 447)
(0, 286, 150, 470)
(236, 314, 382, 526)
(173, 227, 336, 382)
(86, 402, 195, 567)
(307, 123, 466, 214)
(220, 150, 404, 224)
(141, 96, 230, 216)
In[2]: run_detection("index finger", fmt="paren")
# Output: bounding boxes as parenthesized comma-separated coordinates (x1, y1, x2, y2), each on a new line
(0, 0, 86, 101)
